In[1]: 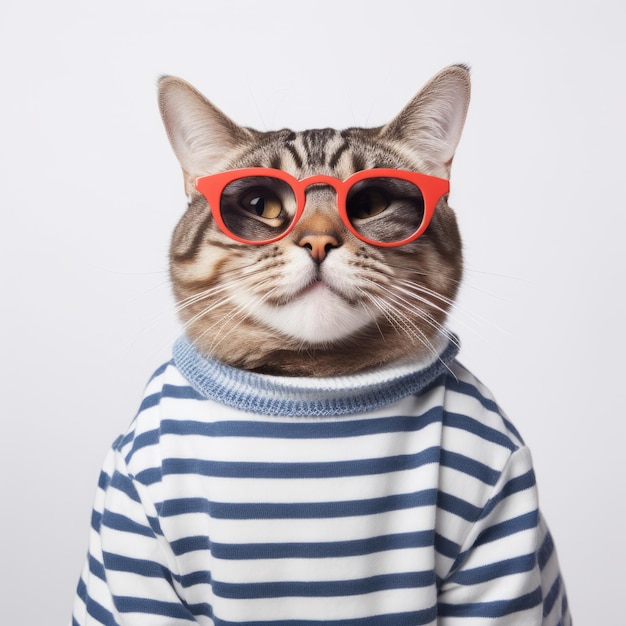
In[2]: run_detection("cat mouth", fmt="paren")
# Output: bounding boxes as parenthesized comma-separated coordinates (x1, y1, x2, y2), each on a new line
(288, 279, 332, 301)
(295, 278, 359, 306)
(301, 280, 327, 294)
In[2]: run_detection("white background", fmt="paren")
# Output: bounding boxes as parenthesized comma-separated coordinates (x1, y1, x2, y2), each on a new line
(1, 1, 624, 623)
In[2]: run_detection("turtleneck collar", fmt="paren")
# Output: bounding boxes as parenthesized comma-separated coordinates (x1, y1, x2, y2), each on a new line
(172, 335, 459, 418)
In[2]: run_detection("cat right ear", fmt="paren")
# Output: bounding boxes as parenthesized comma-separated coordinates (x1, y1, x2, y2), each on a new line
(380, 65, 471, 177)
(158, 76, 254, 195)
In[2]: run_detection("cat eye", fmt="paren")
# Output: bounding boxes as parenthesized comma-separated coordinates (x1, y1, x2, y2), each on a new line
(240, 188, 283, 219)
(347, 188, 389, 219)
(195, 167, 449, 247)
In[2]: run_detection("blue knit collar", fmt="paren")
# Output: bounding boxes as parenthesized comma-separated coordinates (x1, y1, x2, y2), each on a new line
(172, 336, 459, 417)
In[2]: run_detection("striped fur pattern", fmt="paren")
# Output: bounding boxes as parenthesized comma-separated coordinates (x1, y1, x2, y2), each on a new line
(159, 66, 471, 375)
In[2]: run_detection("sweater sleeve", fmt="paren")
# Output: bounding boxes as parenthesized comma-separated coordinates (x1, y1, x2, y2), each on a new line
(71, 443, 197, 626)
(437, 446, 571, 625)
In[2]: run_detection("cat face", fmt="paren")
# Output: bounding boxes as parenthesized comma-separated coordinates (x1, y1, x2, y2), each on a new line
(159, 65, 471, 376)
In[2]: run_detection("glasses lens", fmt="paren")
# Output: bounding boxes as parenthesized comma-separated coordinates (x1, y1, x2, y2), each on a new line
(219, 176, 297, 242)
(346, 177, 425, 244)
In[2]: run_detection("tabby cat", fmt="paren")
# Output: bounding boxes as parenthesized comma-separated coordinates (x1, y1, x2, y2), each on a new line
(72, 65, 571, 626)
(159, 65, 469, 375)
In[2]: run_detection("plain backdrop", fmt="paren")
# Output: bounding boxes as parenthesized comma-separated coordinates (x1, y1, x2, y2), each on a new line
(1, 0, 624, 623)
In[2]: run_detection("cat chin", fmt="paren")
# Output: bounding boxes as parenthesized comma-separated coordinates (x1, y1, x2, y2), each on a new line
(251, 284, 372, 344)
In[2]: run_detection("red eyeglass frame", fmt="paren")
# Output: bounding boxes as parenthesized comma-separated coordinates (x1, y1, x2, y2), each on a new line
(195, 167, 450, 247)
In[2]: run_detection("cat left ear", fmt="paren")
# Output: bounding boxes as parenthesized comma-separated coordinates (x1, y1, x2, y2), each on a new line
(380, 64, 471, 177)
(158, 76, 255, 196)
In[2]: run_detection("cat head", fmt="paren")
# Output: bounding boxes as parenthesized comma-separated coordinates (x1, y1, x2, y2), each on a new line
(158, 65, 470, 376)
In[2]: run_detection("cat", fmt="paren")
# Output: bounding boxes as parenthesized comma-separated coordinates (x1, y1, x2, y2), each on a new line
(161, 66, 467, 376)
(72, 66, 572, 625)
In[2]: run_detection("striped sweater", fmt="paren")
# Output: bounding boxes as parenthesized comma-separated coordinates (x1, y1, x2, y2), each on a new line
(72, 336, 571, 625)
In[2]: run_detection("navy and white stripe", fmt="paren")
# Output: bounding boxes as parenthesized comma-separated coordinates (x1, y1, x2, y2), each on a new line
(73, 338, 571, 625)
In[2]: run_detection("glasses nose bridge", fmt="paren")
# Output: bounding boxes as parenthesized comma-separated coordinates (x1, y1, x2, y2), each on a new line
(297, 175, 345, 222)
(299, 174, 343, 197)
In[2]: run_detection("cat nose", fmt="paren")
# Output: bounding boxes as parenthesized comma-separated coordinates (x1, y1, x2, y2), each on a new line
(298, 233, 340, 262)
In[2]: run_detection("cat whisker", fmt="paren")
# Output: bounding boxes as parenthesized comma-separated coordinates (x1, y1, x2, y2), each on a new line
(370, 281, 456, 341)
(361, 290, 445, 363)
(393, 278, 458, 307)
(359, 300, 387, 342)
(172, 261, 264, 312)
(390, 282, 456, 322)
(392, 277, 494, 341)
(174, 283, 237, 315)
(173, 266, 271, 318)
(359, 281, 434, 340)
(389, 282, 465, 343)
(364, 292, 424, 341)
(390, 262, 517, 337)
(189, 281, 281, 353)
(361, 287, 458, 377)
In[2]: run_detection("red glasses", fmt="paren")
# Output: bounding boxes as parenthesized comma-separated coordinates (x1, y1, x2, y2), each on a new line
(195, 168, 449, 247)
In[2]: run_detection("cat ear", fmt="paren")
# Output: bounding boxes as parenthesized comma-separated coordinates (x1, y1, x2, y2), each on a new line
(158, 76, 255, 195)
(380, 64, 471, 176)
